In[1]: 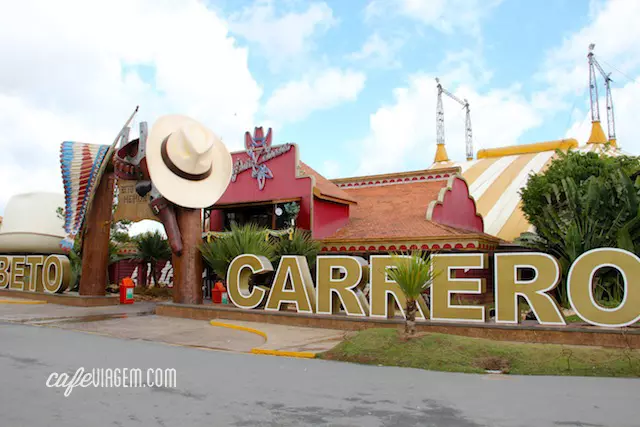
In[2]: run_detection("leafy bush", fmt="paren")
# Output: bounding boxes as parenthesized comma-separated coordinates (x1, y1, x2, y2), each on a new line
(200, 222, 276, 279)
(518, 150, 640, 307)
(273, 229, 321, 268)
(131, 231, 171, 287)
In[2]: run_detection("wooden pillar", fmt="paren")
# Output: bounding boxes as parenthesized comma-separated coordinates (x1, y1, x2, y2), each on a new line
(79, 173, 115, 296)
(172, 207, 203, 304)
(139, 261, 148, 288)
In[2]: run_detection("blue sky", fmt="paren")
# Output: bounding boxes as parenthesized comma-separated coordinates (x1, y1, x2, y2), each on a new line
(210, 0, 636, 177)
(1, 0, 639, 217)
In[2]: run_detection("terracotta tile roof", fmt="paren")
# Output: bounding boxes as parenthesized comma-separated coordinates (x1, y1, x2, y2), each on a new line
(299, 162, 356, 203)
(324, 181, 476, 241)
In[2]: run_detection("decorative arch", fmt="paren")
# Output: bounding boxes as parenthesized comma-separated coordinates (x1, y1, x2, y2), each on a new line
(426, 174, 483, 232)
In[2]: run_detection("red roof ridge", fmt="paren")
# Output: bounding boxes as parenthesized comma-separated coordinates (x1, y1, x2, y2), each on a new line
(331, 166, 461, 186)
(298, 162, 357, 204)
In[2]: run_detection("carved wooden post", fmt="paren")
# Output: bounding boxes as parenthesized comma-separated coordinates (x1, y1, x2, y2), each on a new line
(172, 207, 203, 304)
(79, 172, 115, 296)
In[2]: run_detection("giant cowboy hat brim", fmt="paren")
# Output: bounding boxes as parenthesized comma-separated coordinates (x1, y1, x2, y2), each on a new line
(146, 115, 232, 209)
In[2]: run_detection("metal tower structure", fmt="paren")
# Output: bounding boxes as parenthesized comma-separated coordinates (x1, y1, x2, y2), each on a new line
(436, 78, 473, 161)
(588, 43, 616, 144)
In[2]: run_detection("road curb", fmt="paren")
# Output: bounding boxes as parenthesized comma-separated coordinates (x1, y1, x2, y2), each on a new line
(208, 320, 317, 359)
(209, 320, 268, 339)
(0, 299, 47, 305)
(250, 348, 316, 358)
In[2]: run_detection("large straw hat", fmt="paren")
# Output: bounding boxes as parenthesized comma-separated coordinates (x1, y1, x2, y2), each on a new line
(0, 192, 66, 254)
(146, 115, 232, 208)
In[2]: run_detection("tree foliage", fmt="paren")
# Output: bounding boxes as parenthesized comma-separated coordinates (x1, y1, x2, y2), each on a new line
(273, 229, 321, 268)
(132, 231, 171, 287)
(199, 222, 276, 279)
(520, 151, 640, 223)
(518, 150, 640, 306)
(200, 223, 323, 286)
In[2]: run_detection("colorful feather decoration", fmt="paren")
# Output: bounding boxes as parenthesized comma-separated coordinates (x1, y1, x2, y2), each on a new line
(59, 141, 110, 251)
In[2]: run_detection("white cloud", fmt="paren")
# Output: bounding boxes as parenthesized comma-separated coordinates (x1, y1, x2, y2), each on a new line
(536, 0, 640, 112)
(354, 74, 541, 175)
(535, 0, 640, 153)
(0, 0, 262, 214)
(352, 0, 640, 178)
(565, 78, 640, 154)
(365, 0, 503, 36)
(437, 49, 493, 88)
(229, 0, 336, 72)
(348, 33, 404, 69)
(129, 220, 166, 237)
(264, 68, 366, 124)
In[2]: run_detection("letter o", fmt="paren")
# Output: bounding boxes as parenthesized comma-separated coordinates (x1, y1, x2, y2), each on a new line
(568, 248, 640, 327)
(43, 256, 63, 293)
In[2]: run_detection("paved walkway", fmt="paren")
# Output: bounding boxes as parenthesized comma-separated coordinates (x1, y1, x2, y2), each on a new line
(213, 319, 346, 353)
(0, 297, 155, 322)
(0, 298, 346, 354)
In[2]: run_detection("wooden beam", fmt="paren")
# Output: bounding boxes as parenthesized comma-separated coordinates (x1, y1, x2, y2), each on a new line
(213, 198, 300, 210)
(79, 172, 115, 296)
(172, 207, 203, 305)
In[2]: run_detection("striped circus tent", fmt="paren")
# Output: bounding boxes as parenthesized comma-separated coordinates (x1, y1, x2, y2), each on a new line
(430, 121, 628, 241)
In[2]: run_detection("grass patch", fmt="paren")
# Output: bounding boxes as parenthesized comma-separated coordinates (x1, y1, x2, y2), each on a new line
(319, 328, 640, 377)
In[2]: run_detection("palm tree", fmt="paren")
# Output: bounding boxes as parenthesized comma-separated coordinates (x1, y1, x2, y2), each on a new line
(386, 251, 439, 337)
(200, 222, 276, 279)
(132, 231, 171, 287)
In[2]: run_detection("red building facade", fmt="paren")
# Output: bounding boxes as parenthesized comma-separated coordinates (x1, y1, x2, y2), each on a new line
(206, 127, 500, 253)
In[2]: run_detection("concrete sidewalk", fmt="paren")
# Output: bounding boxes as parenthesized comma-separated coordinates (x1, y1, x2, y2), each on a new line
(0, 297, 155, 322)
(51, 315, 345, 354)
(0, 298, 346, 354)
(209, 319, 346, 353)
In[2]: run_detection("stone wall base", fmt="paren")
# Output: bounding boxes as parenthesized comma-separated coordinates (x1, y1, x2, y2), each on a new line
(0, 289, 119, 307)
(156, 302, 640, 349)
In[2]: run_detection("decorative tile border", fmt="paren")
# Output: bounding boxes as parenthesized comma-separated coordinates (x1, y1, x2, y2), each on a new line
(335, 173, 452, 189)
(319, 240, 499, 253)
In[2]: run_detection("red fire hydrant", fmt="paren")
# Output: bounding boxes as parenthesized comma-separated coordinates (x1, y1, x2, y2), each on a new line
(211, 281, 226, 304)
(120, 277, 135, 304)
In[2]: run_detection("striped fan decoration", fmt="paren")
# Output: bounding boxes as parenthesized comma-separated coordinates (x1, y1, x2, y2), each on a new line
(59, 141, 110, 251)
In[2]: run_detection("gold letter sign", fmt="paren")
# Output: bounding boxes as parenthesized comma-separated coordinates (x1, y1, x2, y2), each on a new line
(0, 256, 10, 288)
(431, 254, 488, 322)
(494, 253, 565, 325)
(265, 256, 316, 313)
(0, 254, 69, 293)
(369, 255, 429, 320)
(316, 256, 369, 316)
(568, 248, 640, 327)
(226, 254, 273, 309)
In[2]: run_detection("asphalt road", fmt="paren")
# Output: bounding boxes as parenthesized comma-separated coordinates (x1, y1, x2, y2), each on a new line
(0, 322, 638, 427)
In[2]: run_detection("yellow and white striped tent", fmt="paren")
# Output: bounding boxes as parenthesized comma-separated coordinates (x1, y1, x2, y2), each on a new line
(430, 121, 627, 241)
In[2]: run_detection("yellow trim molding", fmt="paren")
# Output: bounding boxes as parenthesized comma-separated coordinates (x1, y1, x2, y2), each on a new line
(477, 139, 578, 159)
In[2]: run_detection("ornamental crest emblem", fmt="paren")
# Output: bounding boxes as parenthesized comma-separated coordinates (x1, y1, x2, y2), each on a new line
(231, 127, 292, 190)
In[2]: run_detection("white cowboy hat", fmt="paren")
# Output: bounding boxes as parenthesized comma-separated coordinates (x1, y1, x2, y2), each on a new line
(146, 115, 232, 209)
(0, 192, 66, 254)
